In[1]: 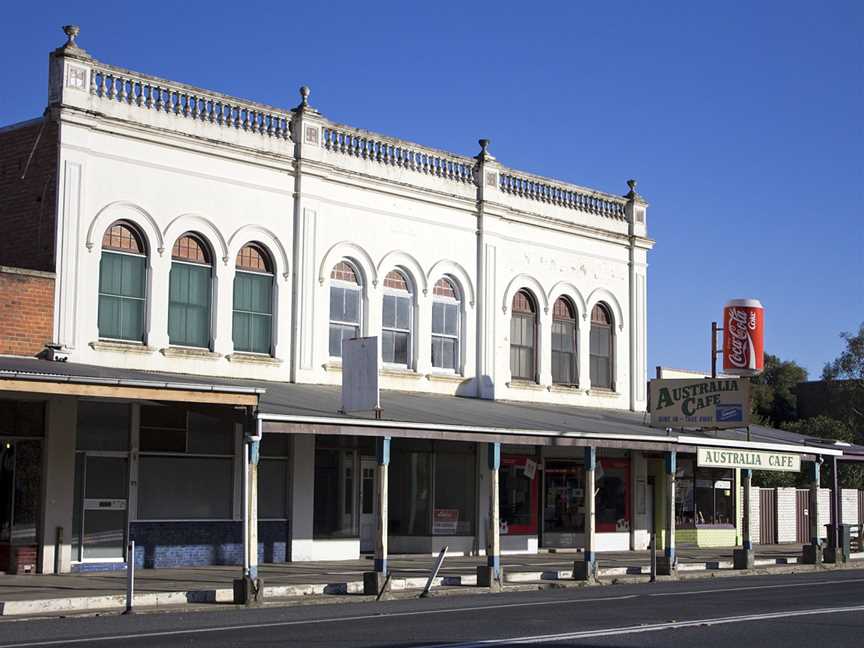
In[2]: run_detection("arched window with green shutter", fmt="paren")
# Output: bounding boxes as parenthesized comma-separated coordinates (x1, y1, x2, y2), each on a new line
(98, 222, 147, 342)
(232, 243, 274, 355)
(168, 233, 212, 348)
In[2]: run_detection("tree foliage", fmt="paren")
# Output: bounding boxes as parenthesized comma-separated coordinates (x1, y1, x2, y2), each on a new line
(821, 322, 864, 431)
(749, 353, 808, 427)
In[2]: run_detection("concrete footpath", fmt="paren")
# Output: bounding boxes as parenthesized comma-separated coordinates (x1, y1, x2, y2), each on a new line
(1, 545, 861, 617)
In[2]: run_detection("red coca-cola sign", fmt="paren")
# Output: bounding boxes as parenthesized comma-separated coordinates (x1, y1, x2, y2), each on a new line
(723, 299, 764, 376)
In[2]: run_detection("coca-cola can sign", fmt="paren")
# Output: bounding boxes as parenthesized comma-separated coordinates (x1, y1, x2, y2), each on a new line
(723, 299, 765, 376)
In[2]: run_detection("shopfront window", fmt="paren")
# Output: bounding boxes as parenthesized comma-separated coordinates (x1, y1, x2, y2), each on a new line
(314, 448, 357, 538)
(137, 405, 235, 520)
(259, 434, 291, 520)
(543, 460, 585, 535)
(389, 440, 432, 536)
(500, 455, 538, 534)
(433, 443, 475, 536)
(675, 458, 735, 527)
(596, 459, 630, 532)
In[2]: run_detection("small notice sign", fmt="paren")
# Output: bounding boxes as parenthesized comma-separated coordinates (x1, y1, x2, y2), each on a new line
(432, 509, 459, 534)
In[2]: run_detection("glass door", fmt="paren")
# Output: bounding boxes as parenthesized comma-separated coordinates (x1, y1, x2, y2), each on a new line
(74, 454, 128, 561)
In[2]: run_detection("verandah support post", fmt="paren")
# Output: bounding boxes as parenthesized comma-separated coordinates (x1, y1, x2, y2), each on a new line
(802, 460, 823, 564)
(657, 450, 676, 576)
(574, 446, 598, 581)
(734, 469, 755, 569)
(364, 437, 391, 595)
(234, 417, 263, 605)
(477, 442, 501, 589)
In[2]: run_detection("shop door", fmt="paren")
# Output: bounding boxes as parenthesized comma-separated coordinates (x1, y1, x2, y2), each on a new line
(76, 455, 128, 561)
(795, 489, 810, 544)
(359, 458, 377, 553)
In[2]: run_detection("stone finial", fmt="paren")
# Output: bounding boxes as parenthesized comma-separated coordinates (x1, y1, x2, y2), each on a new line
(299, 86, 310, 107)
(625, 178, 639, 200)
(63, 25, 80, 46)
(475, 138, 495, 162)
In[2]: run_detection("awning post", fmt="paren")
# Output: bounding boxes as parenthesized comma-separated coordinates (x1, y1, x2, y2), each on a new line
(234, 418, 263, 605)
(477, 442, 501, 589)
(802, 459, 823, 564)
(657, 450, 676, 575)
(734, 468, 755, 569)
(574, 446, 598, 581)
(364, 437, 390, 595)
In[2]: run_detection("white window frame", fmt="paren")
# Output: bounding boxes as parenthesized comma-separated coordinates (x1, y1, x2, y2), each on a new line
(328, 266, 363, 359)
(382, 274, 413, 369)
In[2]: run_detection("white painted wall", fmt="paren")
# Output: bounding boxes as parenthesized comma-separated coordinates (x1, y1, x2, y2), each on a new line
(38, 397, 77, 574)
(49, 46, 651, 412)
(776, 488, 797, 543)
(841, 489, 859, 525)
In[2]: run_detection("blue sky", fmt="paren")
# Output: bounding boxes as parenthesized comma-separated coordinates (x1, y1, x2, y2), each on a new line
(2, 1, 861, 378)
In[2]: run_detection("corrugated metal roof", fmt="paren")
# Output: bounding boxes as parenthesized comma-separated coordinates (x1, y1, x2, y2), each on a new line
(0, 355, 858, 456)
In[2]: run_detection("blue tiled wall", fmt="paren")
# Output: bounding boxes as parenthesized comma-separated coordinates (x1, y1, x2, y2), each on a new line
(129, 520, 289, 569)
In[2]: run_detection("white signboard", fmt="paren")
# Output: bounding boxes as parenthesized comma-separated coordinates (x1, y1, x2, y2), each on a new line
(697, 447, 801, 473)
(649, 378, 751, 429)
(341, 336, 380, 413)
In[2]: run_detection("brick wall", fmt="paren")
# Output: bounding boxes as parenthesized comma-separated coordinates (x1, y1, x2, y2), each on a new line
(0, 117, 58, 272)
(0, 266, 54, 356)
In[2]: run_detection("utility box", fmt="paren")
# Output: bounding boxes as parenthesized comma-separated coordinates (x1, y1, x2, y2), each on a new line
(824, 524, 851, 563)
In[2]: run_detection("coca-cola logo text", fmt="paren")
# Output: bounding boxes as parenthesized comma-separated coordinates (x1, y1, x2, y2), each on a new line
(726, 308, 751, 369)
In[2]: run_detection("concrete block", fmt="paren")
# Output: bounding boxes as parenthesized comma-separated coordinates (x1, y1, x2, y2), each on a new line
(476, 565, 503, 590)
(801, 544, 823, 565)
(572, 559, 598, 581)
(363, 571, 387, 595)
(733, 549, 755, 570)
(233, 577, 263, 606)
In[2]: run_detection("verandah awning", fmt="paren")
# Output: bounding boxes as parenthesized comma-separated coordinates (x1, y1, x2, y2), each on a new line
(0, 355, 855, 459)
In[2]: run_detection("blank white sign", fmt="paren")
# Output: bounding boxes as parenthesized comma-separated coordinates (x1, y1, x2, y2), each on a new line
(342, 336, 380, 413)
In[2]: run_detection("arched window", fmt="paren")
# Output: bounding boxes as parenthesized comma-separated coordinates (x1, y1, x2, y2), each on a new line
(510, 290, 537, 381)
(329, 261, 362, 358)
(431, 277, 461, 371)
(382, 270, 412, 366)
(168, 233, 212, 348)
(233, 243, 273, 355)
(552, 297, 578, 385)
(98, 221, 147, 342)
(590, 303, 614, 389)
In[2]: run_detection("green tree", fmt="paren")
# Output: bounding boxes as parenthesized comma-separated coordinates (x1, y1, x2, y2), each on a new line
(749, 353, 808, 427)
(821, 322, 864, 432)
(783, 416, 864, 490)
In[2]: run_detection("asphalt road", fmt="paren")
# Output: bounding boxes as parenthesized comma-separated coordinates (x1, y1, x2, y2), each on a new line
(0, 570, 862, 647)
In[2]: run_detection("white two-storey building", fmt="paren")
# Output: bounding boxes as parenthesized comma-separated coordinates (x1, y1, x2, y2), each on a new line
(0, 27, 844, 580)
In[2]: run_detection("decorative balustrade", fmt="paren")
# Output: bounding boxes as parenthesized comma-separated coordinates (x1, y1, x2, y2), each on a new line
(499, 171, 627, 219)
(322, 126, 475, 184)
(88, 65, 292, 141)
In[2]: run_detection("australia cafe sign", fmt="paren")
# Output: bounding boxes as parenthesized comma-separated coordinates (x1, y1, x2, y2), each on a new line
(648, 377, 750, 429)
(697, 447, 801, 473)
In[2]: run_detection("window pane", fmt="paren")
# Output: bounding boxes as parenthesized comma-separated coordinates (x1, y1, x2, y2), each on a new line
(99, 253, 121, 295)
(396, 296, 411, 330)
(442, 338, 456, 369)
(259, 459, 289, 519)
(591, 326, 610, 355)
(382, 294, 396, 328)
(434, 449, 476, 535)
(249, 314, 271, 354)
(388, 449, 431, 535)
(98, 295, 121, 339)
(432, 302, 445, 334)
(233, 312, 250, 352)
(329, 325, 342, 357)
(138, 456, 233, 519)
(120, 255, 146, 298)
(188, 412, 235, 455)
(343, 288, 359, 323)
(313, 449, 356, 538)
(234, 273, 251, 311)
(444, 304, 459, 336)
(169, 263, 210, 347)
(393, 331, 408, 365)
(119, 297, 144, 341)
(248, 274, 272, 314)
(431, 336, 442, 368)
(77, 401, 130, 451)
(330, 286, 344, 322)
(381, 330, 394, 363)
